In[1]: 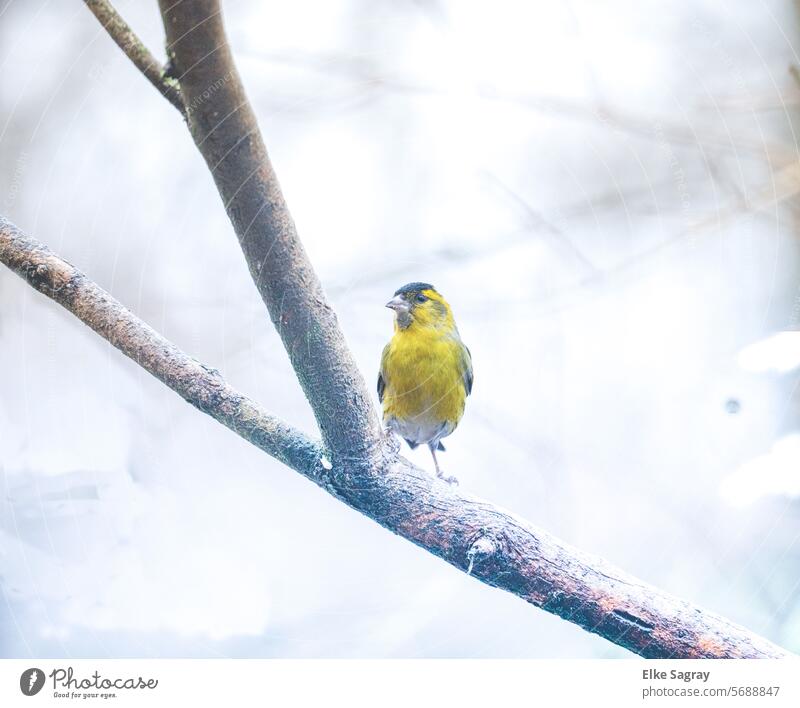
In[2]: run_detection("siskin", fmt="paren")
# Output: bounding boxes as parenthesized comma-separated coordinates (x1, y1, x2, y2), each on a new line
(378, 282, 473, 484)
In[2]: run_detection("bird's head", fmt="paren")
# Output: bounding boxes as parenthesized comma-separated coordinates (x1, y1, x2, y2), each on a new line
(386, 282, 455, 331)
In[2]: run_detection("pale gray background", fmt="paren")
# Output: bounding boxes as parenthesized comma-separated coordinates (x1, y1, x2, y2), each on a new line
(1, 0, 799, 657)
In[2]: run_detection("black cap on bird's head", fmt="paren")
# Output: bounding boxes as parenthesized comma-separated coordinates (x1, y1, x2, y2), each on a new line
(393, 282, 435, 297)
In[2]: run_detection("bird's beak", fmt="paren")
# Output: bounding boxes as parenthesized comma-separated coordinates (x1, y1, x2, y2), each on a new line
(385, 295, 410, 313)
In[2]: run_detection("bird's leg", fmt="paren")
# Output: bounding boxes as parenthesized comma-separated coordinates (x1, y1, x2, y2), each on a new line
(431, 445, 441, 475)
(430, 445, 458, 485)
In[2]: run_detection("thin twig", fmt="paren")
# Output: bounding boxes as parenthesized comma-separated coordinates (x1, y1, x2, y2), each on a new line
(83, 0, 186, 116)
(237, 48, 792, 162)
(483, 171, 599, 274)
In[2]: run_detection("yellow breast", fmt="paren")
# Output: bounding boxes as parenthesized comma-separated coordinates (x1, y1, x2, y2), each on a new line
(381, 326, 467, 434)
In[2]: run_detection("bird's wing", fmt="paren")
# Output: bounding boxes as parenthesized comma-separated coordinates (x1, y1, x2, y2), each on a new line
(461, 343, 473, 396)
(377, 372, 385, 403)
(377, 343, 390, 403)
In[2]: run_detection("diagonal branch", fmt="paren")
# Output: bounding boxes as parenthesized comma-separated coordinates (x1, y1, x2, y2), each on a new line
(82, 0, 186, 115)
(154, 0, 381, 460)
(1, 215, 794, 659)
(0, 215, 316, 474)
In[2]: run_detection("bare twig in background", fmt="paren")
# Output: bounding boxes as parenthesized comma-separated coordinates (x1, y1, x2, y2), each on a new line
(483, 172, 599, 274)
(3, 0, 788, 658)
(323, 172, 687, 298)
(239, 48, 795, 163)
(82, 0, 186, 115)
(690, 161, 800, 232)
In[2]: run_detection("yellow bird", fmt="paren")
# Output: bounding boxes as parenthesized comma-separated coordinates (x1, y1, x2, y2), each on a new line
(378, 282, 473, 483)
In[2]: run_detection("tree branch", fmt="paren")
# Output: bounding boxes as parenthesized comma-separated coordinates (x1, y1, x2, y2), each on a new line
(153, 0, 380, 460)
(0, 215, 316, 474)
(82, 0, 186, 115)
(1, 215, 793, 659)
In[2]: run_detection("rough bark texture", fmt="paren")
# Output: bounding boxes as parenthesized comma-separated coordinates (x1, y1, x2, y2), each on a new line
(157, 0, 381, 461)
(1, 216, 793, 659)
(82, 0, 186, 115)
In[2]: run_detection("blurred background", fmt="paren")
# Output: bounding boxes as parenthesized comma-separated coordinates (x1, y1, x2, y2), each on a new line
(1, 0, 800, 658)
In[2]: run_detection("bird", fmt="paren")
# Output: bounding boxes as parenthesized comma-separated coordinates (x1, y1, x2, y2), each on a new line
(378, 282, 473, 484)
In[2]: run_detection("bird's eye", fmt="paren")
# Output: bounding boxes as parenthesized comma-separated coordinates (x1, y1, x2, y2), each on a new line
(415, 293, 427, 303)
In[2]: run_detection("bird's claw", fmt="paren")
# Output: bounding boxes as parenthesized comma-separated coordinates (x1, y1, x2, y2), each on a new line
(436, 470, 459, 486)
